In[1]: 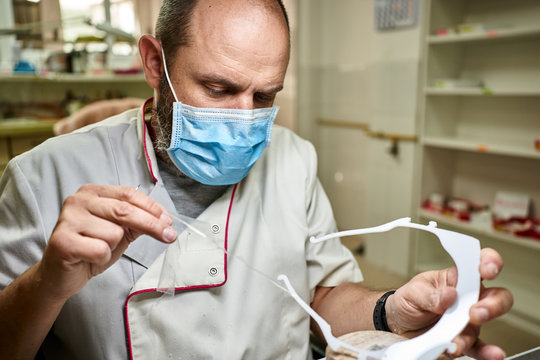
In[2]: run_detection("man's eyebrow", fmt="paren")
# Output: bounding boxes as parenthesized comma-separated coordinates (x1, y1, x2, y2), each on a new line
(200, 74, 283, 94)
(200, 75, 241, 90)
(261, 84, 284, 94)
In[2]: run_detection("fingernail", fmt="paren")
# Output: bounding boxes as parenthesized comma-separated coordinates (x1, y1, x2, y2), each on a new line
(452, 337, 465, 355)
(473, 307, 489, 323)
(160, 213, 173, 226)
(486, 263, 499, 277)
(163, 227, 177, 242)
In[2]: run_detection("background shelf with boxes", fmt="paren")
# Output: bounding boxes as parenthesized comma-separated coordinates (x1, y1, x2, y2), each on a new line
(412, 0, 540, 335)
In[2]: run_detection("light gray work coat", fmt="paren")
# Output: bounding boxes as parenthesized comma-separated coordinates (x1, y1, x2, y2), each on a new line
(0, 103, 362, 359)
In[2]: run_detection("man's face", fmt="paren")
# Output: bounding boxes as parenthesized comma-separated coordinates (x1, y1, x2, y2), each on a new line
(154, 0, 290, 152)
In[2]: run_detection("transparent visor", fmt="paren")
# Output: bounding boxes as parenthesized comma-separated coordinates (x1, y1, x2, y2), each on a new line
(158, 216, 481, 360)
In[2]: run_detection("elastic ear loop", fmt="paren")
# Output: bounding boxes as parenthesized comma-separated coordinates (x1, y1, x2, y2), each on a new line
(161, 47, 179, 102)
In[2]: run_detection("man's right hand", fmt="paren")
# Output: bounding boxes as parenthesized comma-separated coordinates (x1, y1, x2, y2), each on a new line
(38, 184, 177, 301)
(0, 184, 177, 359)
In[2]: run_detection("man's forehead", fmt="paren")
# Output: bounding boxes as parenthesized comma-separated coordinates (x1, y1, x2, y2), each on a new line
(182, 0, 290, 69)
(190, 0, 288, 39)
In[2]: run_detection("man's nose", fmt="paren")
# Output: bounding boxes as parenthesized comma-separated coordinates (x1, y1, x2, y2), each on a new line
(230, 95, 254, 110)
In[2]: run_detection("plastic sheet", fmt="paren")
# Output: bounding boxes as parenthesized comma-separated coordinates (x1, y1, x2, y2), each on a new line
(157, 213, 215, 295)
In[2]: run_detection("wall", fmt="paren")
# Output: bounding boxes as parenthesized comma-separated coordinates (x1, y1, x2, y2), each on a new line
(274, 0, 298, 130)
(298, 0, 424, 277)
(0, 0, 15, 72)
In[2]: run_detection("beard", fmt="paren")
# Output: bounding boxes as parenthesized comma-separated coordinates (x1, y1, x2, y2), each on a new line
(151, 74, 192, 178)
(153, 74, 175, 155)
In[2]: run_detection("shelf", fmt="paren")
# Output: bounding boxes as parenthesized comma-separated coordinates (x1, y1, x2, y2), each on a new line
(0, 118, 57, 137)
(422, 137, 540, 160)
(418, 209, 540, 251)
(427, 25, 540, 44)
(0, 73, 147, 83)
(416, 0, 540, 340)
(424, 87, 540, 97)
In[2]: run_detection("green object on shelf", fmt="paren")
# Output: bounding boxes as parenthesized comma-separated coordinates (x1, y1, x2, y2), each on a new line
(482, 87, 493, 95)
(0, 119, 57, 137)
(75, 35, 105, 43)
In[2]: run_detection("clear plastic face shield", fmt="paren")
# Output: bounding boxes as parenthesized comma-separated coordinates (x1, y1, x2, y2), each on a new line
(157, 216, 480, 360)
(280, 217, 481, 360)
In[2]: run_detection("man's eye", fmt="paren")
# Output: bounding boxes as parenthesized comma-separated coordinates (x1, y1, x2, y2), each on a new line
(207, 87, 228, 96)
(255, 93, 275, 103)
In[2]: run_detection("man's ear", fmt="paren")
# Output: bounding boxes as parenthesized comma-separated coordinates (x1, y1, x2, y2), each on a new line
(139, 35, 163, 90)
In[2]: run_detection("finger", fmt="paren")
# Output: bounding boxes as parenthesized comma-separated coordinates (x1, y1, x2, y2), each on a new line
(85, 196, 176, 243)
(465, 338, 506, 360)
(75, 214, 127, 245)
(65, 187, 175, 243)
(469, 287, 514, 325)
(479, 248, 504, 281)
(451, 323, 479, 356)
(79, 184, 172, 225)
(50, 230, 115, 266)
(417, 270, 459, 314)
(390, 273, 457, 333)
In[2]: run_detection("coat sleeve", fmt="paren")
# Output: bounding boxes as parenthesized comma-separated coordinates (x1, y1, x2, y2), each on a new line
(299, 138, 364, 300)
(0, 160, 48, 290)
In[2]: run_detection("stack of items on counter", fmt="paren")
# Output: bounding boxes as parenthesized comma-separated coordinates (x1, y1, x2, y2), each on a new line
(422, 192, 540, 241)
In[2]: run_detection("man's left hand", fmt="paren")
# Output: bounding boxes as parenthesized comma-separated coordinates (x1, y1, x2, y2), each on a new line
(386, 248, 513, 360)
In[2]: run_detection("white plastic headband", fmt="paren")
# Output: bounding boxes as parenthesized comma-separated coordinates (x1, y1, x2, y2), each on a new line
(280, 217, 481, 360)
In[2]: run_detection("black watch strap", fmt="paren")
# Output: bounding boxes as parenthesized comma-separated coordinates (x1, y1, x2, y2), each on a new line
(373, 290, 396, 332)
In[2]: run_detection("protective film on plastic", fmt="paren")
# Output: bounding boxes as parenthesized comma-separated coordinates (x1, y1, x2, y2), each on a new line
(157, 213, 216, 295)
(156, 212, 285, 295)
(280, 217, 481, 360)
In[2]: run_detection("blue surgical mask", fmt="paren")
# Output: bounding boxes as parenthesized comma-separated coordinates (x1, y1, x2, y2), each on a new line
(161, 49, 279, 186)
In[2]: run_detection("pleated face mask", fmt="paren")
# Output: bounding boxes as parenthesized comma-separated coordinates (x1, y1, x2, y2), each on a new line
(161, 48, 279, 186)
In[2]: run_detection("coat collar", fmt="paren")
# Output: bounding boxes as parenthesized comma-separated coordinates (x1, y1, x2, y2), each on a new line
(136, 97, 159, 183)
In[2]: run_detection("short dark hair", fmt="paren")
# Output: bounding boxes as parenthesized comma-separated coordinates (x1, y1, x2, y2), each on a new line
(155, 0, 289, 68)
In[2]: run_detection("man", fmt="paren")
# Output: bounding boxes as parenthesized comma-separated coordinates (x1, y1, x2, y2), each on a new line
(0, 0, 512, 359)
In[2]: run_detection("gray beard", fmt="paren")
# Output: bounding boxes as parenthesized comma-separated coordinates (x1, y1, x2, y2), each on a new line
(153, 75, 175, 156)
(150, 74, 192, 178)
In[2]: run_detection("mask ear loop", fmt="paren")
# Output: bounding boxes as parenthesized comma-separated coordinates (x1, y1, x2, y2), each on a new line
(161, 47, 179, 102)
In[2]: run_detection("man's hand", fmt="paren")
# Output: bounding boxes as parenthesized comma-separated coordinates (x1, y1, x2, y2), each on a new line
(386, 248, 513, 360)
(0, 184, 177, 359)
(39, 184, 177, 301)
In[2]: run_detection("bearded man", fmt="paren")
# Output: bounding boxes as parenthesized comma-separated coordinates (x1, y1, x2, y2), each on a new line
(0, 1, 512, 359)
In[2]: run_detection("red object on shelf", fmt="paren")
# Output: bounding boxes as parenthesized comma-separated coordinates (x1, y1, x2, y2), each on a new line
(422, 196, 486, 223)
(486, 29, 498, 38)
(493, 217, 540, 241)
(437, 29, 448, 35)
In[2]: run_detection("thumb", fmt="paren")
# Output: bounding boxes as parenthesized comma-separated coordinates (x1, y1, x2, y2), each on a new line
(433, 285, 458, 314)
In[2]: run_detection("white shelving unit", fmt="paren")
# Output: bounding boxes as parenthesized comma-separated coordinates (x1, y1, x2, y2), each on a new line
(412, 0, 540, 335)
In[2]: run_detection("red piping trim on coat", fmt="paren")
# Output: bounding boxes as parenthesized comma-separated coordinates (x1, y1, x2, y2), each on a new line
(141, 97, 159, 182)
(124, 183, 238, 360)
